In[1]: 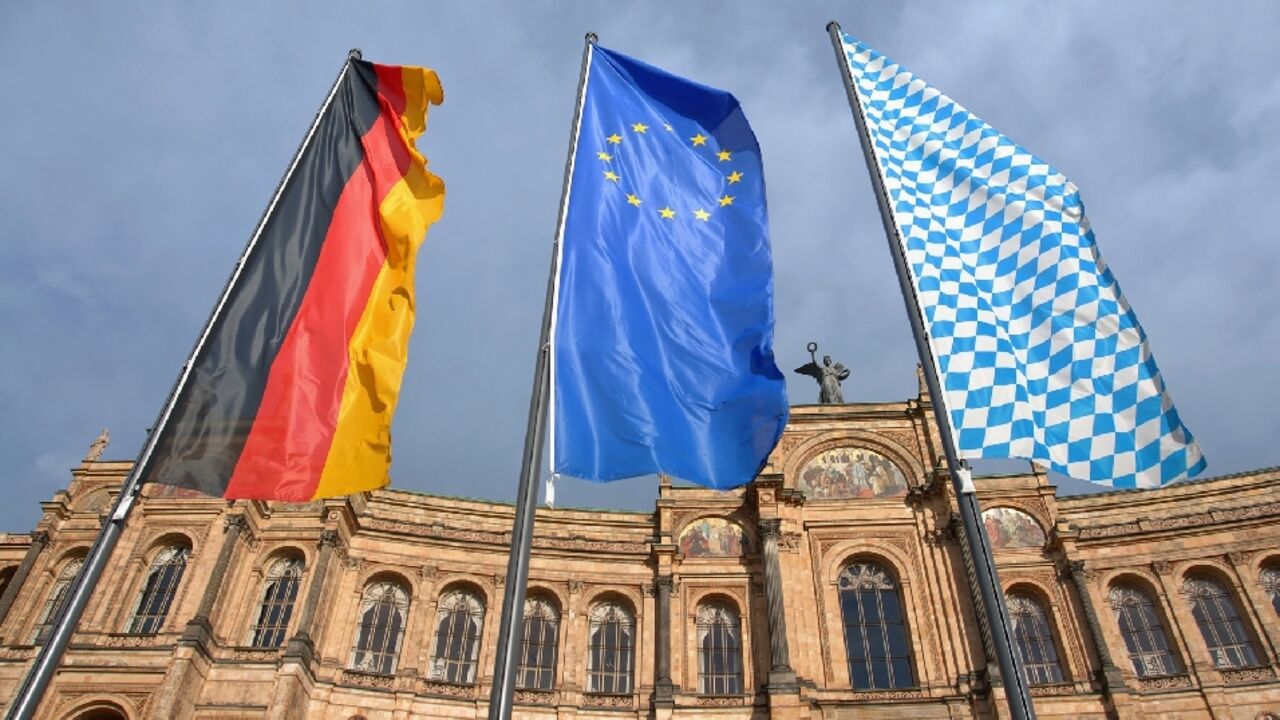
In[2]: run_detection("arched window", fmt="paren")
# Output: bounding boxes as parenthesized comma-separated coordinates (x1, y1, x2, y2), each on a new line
(1007, 592, 1065, 684)
(1183, 575, 1261, 668)
(696, 601, 743, 695)
(586, 601, 634, 695)
(839, 562, 914, 689)
(1108, 584, 1181, 677)
(250, 556, 305, 648)
(127, 545, 189, 635)
(428, 587, 485, 684)
(32, 557, 84, 643)
(349, 580, 410, 674)
(1260, 563, 1280, 616)
(516, 594, 559, 690)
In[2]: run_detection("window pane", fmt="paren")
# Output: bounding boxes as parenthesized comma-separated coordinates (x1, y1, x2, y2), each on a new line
(1183, 577, 1261, 669)
(586, 602, 633, 695)
(126, 547, 188, 635)
(697, 602, 743, 695)
(349, 581, 409, 675)
(1006, 592, 1064, 685)
(427, 589, 484, 684)
(839, 563, 914, 689)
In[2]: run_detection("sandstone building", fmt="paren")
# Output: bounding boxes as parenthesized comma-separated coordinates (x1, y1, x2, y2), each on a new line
(0, 384, 1277, 719)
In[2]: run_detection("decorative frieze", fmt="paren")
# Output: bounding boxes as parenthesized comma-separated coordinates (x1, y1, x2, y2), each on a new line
(1028, 682, 1075, 696)
(363, 518, 648, 554)
(849, 689, 923, 700)
(513, 689, 555, 705)
(1136, 674, 1193, 691)
(340, 669, 395, 690)
(695, 695, 746, 706)
(1221, 666, 1276, 684)
(1078, 500, 1280, 539)
(582, 693, 633, 708)
(103, 634, 163, 648)
(421, 680, 476, 698)
(228, 647, 280, 662)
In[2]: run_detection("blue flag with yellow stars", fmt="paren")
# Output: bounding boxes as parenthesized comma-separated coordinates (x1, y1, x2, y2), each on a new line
(550, 45, 788, 490)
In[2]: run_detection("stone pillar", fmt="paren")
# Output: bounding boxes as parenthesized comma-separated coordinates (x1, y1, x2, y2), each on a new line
(182, 514, 247, 645)
(286, 529, 340, 659)
(653, 575, 675, 704)
(268, 529, 341, 720)
(157, 515, 246, 720)
(1066, 560, 1133, 719)
(758, 519, 797, 688)
(0, 530, 49, 629)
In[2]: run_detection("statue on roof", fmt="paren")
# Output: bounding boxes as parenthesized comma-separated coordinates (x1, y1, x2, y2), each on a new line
(85, 428, 110, 463)
(793, 342, 849, 404)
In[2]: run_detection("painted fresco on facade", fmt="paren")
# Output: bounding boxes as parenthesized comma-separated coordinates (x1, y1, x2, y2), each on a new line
(797, 447, 909, 499)
(982, 507, 1047, 549)
(679, 517, 749, 557)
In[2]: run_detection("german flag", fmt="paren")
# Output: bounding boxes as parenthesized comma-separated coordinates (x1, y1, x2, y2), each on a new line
(144, 58, 445, 501)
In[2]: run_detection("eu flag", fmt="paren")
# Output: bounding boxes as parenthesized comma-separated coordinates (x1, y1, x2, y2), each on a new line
(551, 45, 788, 490)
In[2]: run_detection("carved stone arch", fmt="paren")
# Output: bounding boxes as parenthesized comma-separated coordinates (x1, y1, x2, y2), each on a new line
(433, 577, 490, 609)
(141, 531, 197, 560)
(48, 545, 91, 571)
(56, 695, 136, 720)
(1176, 560, 1238, 590)
(357, 567, 418, 599)
(820, 541, 914, 588)
(783, 429, 927, 490)
(1102, 571, 1189, 674)
(252, 543, 312, 580)
(817, 542, 927, 688)
(1003, 580, 1075, 683)
(1099, 567, 1165, 596)
(525, 582, 567, 612)
(687, 588, 747, 618)
(584, 587, 644, 619)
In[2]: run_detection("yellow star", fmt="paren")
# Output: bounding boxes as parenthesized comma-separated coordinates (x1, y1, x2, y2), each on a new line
(718, 194, 735, 207)
(659, 207, 676, 219)
(596, 151, 613, 161)
(604, 170, 620, 183)
(693, 208, 711, 221)
(632, 122, 649, 133)
(606, 133, 623, 144)
(717, 150, 732, 162)
(626, 194, 642, 206)
(690, 133, 708, 146)
(727, 171, 743, 184)
(664, 123, 674, 132)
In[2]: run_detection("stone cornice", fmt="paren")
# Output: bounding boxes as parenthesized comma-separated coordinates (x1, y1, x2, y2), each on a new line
(1075, 500, 1280, 541)
(361, 517, 650, 555)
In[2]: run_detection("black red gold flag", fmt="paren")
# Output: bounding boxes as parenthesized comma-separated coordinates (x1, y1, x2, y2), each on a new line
(145, 60, 444, 500)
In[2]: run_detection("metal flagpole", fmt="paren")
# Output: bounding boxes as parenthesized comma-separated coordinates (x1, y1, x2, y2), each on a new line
(825, 22, 1037, 720)
(4, 51, 362, 720)
(487, 32, 596, 720)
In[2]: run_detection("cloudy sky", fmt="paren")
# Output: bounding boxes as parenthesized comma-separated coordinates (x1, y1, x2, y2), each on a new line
(2, 2, 1277, 531)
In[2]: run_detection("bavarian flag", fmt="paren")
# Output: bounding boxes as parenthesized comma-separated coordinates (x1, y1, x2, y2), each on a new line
(144, 58, 445, 501)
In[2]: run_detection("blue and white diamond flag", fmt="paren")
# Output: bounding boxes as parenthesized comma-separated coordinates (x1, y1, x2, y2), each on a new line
(839, 33, 1205, 488)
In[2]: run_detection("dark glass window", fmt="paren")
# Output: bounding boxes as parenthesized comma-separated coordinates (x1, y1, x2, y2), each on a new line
(32, 558, 84, 643)
(428, 588, 485, 684)
(127, 546, 189, 635)
(1108, 584, 1181, 677)
(696, 601, 743, 695)
(1184, 576, 1261, 668)
(349, 581, 409, 674)
(1007, 592, 1065, 684)
(839, 562, 914, 689)
(516, 595, 559, 690)
(586, 601, 634, 694)
(250, 556, 304, 648)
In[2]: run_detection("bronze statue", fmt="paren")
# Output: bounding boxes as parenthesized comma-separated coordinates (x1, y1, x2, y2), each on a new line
(794, 342, 849, 404)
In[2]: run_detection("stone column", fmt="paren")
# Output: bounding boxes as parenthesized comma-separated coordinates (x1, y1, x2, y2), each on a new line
(182, 514, 247, 645)
(0, 530, 49, 629)
(758, 519, 797, 688)
(654, 575, 675, 703)
(1066, 560, 1133, 719)
(286, 529, 340, 658)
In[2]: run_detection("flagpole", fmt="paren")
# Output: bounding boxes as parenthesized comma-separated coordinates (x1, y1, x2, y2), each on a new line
(3, 51, 361, 720)
(825, 22, 1037, 720)
(487, 33, 596, 720)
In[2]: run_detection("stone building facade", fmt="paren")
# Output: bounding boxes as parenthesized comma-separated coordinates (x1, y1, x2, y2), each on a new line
(0, 386, 1278, 719)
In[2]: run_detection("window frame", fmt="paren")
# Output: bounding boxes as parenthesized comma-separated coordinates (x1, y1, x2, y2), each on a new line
(1107, 582, 1182, 678)
(1005, 590, 1067, 685)
(31, 556, 86, 644)
(515, 593, 560, 690)
(125, 545, 190, 636)
(837, 561, 916, 691)
(695, 600, 744, 696)
(1182, 574, 1263, 669)
(248, 555, 305, 649)
(348, 579, 411, 675)
(427, 586, 486, 685)
(585, 600, 635, 695)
